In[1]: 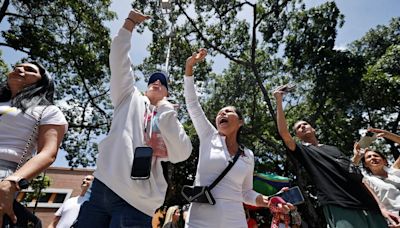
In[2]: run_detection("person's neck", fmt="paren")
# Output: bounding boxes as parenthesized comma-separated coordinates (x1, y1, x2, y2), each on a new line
(80, 189, 87, 197)
(303, 135, 319, 146)
(372, 168, 388, 178)
(225, 135, 239, 156)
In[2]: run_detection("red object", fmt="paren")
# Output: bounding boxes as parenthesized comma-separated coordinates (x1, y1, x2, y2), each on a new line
(269, 196, 290, 228)
(247, 217, 257, 228)
(244, 203, 259, 211)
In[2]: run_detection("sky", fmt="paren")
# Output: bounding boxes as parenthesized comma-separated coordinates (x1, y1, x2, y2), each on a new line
(0, 0, 399, 167)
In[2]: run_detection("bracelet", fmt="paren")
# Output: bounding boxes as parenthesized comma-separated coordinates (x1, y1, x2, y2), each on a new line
(125, 17, 138, 25)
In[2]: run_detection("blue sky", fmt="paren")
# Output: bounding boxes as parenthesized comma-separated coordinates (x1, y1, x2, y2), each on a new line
(1, 1, 399, 167)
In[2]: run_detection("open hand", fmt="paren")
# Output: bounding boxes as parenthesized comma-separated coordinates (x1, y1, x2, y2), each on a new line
(186, 48, 207, 67)
(367, 128, 388, 138)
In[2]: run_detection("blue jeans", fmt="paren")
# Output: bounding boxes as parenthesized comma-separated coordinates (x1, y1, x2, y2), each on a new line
(75, 178, 152, 228)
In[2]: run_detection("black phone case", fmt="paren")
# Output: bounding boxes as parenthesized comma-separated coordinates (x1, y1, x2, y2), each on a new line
(131, 147, 153, 180)
(276, 186, 305, 205)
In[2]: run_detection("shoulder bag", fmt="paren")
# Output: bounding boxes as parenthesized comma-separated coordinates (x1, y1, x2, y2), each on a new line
(181, 146, 242, 205)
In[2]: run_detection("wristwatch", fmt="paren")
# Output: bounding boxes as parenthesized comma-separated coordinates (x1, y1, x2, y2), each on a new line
(4, 176, 30, 190)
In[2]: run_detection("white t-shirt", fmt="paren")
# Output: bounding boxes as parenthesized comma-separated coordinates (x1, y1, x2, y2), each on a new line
(363, 167, 400, 213)
(0, 101, 68, 164)
(55, 195, 89, 228)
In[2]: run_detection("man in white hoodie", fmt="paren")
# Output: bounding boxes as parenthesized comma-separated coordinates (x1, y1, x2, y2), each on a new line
(74, 9, 192, 228)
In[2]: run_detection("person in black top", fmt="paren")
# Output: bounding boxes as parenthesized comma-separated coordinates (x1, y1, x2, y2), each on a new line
(273, 85, 400, 228)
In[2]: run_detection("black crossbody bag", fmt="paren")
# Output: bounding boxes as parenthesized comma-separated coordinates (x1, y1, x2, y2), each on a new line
(181, 147, 242, 205)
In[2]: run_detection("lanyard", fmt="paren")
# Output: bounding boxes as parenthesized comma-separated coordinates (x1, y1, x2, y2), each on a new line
(143, 103, 156, 143)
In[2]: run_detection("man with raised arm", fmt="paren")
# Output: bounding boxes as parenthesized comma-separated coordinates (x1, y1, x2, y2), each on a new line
(74, 9, 192, 228)
(273, 85, 398, 228)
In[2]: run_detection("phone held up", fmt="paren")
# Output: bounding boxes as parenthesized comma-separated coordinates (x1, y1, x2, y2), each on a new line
(131, 147, 153, 180)
(273, 186, 305, 205)
(276, 83, 296, 93)
(282, 84, 296, 92)
(358, 131, 377, 149)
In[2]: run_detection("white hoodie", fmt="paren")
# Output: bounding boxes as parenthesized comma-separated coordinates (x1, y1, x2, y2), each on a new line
(94, 28, 192, 216)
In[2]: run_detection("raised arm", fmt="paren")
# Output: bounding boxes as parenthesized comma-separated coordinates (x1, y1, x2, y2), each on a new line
(273, 86, 296, 151)
(352, 142, 364, 166)
(109, 9, 150, 107)
(184, 49, 216, 139)
(368, 128, 400, 144)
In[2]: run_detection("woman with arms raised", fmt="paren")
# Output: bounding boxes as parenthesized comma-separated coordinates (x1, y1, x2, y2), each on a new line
(353, 128, 400, 218)
(183, 49, 285, 227)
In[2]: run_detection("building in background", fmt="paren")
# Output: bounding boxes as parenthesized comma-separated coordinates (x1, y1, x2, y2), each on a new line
(17, 167, 94, 227)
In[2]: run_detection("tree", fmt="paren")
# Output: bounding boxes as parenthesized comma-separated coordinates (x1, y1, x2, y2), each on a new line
(349, 18, 400, 158)
(0, 0, 116, 167)
(131, 0, 350, 226)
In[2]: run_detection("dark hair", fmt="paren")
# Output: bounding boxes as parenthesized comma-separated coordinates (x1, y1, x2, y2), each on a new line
(292, 119, 316, 135)
(0, 61, 54, 112)
(361, 149, 387, 174)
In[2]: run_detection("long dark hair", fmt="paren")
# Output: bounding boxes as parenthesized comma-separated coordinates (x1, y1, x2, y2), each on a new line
(0, 61, 54, 112)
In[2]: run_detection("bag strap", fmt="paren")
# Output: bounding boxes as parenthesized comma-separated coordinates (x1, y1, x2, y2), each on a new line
(16, 106, 48, 170)
(208, 146, 242, 190)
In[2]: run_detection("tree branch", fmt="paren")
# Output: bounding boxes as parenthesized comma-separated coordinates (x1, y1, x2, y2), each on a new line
(73, 59, 111, 130)
(176, 1, 249, 67)
(0, 42, 31, 55)
(0, 0, 10, 24)
(249, 4, 278, 131)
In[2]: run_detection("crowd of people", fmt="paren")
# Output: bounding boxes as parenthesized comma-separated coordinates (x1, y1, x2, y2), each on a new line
(0, 5, 399, 228)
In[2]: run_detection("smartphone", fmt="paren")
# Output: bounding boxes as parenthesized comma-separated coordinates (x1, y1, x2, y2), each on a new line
(131, 147, 153, 180)
(358, 132, 377, 148)
(274, 186, 305, 205)
(281, 84, 296, 92)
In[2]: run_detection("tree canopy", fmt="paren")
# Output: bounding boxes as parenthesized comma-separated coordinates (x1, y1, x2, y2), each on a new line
(132, 0, 399, 226)
(1, 0, 398, 226)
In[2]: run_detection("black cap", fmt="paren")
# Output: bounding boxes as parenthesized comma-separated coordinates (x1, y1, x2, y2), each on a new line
(148, 72, 168, 91)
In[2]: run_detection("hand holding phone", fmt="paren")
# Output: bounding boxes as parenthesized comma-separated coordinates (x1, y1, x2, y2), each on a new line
(272, 186, 304, 205)
(131, 147, 153, 180)
(280, 84, 296, 92)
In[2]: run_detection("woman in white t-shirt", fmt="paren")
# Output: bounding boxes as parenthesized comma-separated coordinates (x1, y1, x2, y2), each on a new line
(352, 128, 400, 215)
(0, 62, 67, 225)
(183, 49, 289, 228)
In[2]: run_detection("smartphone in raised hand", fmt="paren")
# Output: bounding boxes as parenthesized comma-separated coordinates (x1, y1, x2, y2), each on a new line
(358, 131, 377, 149)
(281, 84, 296, 92)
